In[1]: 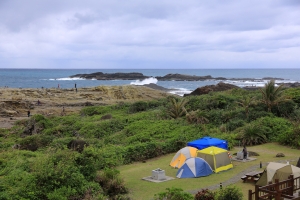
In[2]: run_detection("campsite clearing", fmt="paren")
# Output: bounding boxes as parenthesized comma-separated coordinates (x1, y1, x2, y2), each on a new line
(117, 143, 300, 200)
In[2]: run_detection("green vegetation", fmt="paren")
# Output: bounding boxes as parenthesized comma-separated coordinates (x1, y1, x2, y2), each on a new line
(1, 82, 300, 199)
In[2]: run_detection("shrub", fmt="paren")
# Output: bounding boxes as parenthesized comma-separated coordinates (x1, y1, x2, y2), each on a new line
(237, 124, 268, 146)
(67, 139, 89, 153)
(215, 185, 243, 200)
(153, 187, 194, 200)
(272, 100, 296, 117)
(226, 119, 245, 131)
(128, 101, 149, 113)
(95, 168, 129, 197)
(80, 106, 112, 116)
(19, 135, 54, 151)
(194, 189, 215, 200)
(277, 123, 300, 148)
(254, 116, 292, 141)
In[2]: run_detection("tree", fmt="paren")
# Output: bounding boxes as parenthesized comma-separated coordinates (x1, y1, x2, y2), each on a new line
(259, 80, 288, 112)
(167, 97, 188, 119)
(237, 96, 255, 119)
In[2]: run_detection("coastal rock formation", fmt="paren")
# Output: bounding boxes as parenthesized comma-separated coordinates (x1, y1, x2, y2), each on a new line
(70, 72, 287, 82)
(282, 82, 300, 88)
(184, 82, 239, 96)
(155, 73, 213, 81)
(70, 72, 149, 80)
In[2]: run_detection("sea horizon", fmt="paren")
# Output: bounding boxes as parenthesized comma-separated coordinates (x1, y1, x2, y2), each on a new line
(1, 68, 299, 96)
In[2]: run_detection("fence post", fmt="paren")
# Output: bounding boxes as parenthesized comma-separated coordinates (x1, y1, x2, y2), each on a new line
(255, 185, 259, 200)
(248, 190, 252, 200)
(275, 179, 281, 200)
(268, 181, 273, 200)
(289, 175, 294, 196)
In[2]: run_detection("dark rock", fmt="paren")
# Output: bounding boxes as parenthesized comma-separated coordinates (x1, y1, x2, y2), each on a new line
(185, 82, 239, 96)
(276, 153, 285, 157)
(67, 139, 89, 153)
(282, 82, 300, 88)
(101, 114, 112, 120)
(248, 151, 260, 156)
(12, 144, 21, 149)
(142, 83, 172, 91)
(70, 72, 149, 80)
(155, 73, 213, 81)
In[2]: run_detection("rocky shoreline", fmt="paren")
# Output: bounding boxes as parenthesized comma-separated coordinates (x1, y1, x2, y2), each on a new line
(70, 72, 286, 82)
(0, 85, 173, 129)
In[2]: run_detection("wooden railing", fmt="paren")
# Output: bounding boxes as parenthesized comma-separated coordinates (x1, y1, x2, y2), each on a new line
(248, 175, 300, 200)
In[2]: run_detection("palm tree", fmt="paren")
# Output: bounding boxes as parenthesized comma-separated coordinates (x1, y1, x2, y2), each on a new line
(259, 80, 287, 112)
(167, 97, 188, 119)
(239, 124, 268, 146)
(237, 96, 255, 118)
(186, 110, 209, 124)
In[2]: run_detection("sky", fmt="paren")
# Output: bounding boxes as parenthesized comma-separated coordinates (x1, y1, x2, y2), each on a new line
(0, 0, 300, 69)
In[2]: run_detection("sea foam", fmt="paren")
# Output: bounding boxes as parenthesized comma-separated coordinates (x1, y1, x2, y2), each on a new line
(130, 77, 158, 85)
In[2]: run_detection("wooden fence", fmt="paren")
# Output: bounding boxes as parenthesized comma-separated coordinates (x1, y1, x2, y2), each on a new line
(248, 175, 300, 200)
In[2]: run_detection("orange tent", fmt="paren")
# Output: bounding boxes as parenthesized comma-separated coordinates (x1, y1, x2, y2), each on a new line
(170, 146, 198, 168)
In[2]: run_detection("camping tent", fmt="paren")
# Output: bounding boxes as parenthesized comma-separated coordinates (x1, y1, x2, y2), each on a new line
(197, 146, 233, 173)
(256, 162, 300, 186)
(176, 157, 213, 178)
(187, 136, 228, 150)
(170, 146, 198, 168)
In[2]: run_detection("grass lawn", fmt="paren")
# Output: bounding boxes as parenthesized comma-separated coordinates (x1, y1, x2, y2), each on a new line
(117, 143, 300, 200)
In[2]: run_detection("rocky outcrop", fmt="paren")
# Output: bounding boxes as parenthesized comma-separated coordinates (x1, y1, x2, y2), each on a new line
(70, 72, 149, 80)
(70, 72, 288, 82)
(282, 82, 300, 88)
(184, 82, 239, 96)
(155, 73, 213, 81)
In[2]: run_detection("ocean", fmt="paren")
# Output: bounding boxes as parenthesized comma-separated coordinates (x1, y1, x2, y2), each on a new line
(0, 68, 299, 96)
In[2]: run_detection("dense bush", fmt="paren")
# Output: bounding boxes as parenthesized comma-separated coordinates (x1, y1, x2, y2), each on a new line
(254, 116, 292, 141)
(153, 187, 194, 200)
(80, 105, 113, 116)
(0, 150, 102, 199)
(272, 100, 296, 117)
(215, 186, 243, 200)
(237, 124, 268, 146)
(277, 122, 300, 148)
(194, 189, 215, 200)
(95, 168, 129, 198)
(18, 134, 54, 151)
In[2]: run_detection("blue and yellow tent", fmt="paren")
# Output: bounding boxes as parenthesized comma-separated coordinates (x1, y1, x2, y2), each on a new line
(176, 157, 213, 178)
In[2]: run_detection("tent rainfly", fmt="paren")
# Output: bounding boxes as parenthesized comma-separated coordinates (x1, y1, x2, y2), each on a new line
(170, 146, 198, 168)
(187, 136, 228, 150)
(256, 162, 300, 186)
(176, 157, 213, 178)
(197, 146, 233, 173)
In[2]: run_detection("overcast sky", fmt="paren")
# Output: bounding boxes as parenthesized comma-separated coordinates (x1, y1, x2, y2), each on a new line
(0, 0, 300, 69)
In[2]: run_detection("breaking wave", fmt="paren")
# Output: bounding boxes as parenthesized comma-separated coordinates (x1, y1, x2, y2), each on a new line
(130, 77, 158, 85)
(48, 77, 86, 81)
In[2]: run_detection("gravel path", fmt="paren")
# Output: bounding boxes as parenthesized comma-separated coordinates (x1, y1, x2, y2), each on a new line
(188, 160, 293, 194)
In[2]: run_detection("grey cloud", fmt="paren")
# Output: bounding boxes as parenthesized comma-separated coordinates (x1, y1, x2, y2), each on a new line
(0, 0, 300, 68)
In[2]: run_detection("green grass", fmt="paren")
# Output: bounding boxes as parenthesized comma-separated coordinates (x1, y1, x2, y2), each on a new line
(117, 143, 300, 200)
